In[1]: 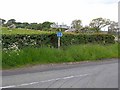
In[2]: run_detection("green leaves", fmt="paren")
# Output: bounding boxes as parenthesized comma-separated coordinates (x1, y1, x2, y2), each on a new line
(2, 33, 115, 50)
(89, 17, 111, 32)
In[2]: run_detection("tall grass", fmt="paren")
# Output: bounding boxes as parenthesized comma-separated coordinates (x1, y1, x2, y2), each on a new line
(2, 44, 118, 69)
(65, 44, 118, 61)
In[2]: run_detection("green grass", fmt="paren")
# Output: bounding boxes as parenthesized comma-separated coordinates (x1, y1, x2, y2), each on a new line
(1, 27, 78, 35)
(2, 43, 118, 69)
(1, 27, 55, 35)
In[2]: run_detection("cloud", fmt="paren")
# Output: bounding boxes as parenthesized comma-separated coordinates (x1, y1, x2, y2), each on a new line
(87, 0, 119, 4)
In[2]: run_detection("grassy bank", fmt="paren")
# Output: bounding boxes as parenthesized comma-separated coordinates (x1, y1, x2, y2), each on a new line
(1, 27, 54, 35)
(2, 44, 118, 69)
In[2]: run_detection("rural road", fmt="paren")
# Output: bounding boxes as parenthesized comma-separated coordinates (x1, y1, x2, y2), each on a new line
(1, 59, 118, 88)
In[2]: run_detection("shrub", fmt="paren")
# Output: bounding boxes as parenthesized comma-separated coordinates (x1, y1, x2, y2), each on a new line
(2, 34, 115, 50)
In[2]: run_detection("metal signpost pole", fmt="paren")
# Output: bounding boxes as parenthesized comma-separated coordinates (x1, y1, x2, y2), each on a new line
(58, 37, 60, 49)
(57, 29, 62, 49)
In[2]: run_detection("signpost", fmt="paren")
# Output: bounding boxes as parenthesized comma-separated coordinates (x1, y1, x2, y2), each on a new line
(57, 31, 63, 49)
(53, 23, 67, 49)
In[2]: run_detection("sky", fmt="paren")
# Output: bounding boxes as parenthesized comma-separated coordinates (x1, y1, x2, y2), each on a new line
(0, 0, 119, 26)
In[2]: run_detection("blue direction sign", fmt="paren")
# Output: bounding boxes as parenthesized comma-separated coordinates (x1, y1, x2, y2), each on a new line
(57, 32, 63, 37)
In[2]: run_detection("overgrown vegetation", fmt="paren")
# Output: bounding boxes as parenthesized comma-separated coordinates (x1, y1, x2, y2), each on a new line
(1, 17, 119, 70)
(2, 43, 118, 69)
(2, 32, 115, 50)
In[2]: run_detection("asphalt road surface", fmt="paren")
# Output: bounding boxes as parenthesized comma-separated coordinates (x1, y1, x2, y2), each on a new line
(1, 59, 118, 88)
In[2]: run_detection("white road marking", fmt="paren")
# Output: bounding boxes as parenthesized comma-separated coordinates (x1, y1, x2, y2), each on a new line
(1, 85, 16, 88)
(1, 73, 89, 88)
(41, 78, 61, 83)
(63, 76, 74, 79)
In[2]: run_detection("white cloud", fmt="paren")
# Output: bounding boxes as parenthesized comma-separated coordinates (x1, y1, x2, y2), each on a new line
(0, 0, 118, 26)
(87, 0, 119, 4)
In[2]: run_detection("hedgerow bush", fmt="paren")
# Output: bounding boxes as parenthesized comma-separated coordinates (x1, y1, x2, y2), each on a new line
(61, 34, 115, 46)
(2, 34, 115, 50)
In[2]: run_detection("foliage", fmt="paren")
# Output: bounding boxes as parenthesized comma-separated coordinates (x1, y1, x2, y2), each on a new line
(71, 19, 82, 32)
(2, 34, 57, 49)
(2, 18, 118, 33)
(3, 19, 54, 31)
(42, 21, 53, 30)
(108, 21, 118, 35)
(0, 18, 6, 24)
(15, 22, 29, 29)
(2, 33, 115, 50)
(2, 44, 118, 69)
(6, 19, 16, 26)
(89, 17, 111, 32)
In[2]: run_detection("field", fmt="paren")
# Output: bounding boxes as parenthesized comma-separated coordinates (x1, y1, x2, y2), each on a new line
(1, 27, 54, 35)
(1, 27, 75, 35)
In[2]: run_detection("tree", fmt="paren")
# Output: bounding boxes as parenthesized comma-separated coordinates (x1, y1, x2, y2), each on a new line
(71, 19, 82, 32)
(81, 26, 92, 33)
(108, 21, 118, 35)
(22, 22, 29, 28)
(0, 18, 6, 25)
(42, 21, 53, 30)
(28, 23, 38, 30)
(15, 22, 22, 28)
(36, 23, 42, 30)
(89, 17, 111, 32)
(8, 19, 16, 23)
(6, 19, 16, 26)
(15, 22, 29, 28)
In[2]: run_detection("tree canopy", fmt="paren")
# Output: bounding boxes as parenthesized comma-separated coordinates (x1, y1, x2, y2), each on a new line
(1, 18, 117, 34)
(89, 17, 111, 32)
(71, 19, 82, 32)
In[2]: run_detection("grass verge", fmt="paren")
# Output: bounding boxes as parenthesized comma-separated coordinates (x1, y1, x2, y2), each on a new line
(2, 43, 118, 69)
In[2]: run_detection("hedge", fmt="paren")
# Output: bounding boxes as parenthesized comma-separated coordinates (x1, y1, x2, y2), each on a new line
(2, 34, 115, 50)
